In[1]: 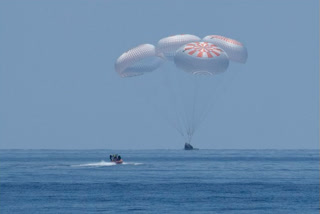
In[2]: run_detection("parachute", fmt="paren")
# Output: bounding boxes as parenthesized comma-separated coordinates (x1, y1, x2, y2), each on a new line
(114, 34, 247, 145)
(156, 34, 201, 60)
(115, 44, 164, 77)
(174, 42, 229, 75)
(202, 35, 248, 63)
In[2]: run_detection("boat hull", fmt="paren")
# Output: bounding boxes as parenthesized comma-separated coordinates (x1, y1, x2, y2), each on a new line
(112, 160, 123, 164)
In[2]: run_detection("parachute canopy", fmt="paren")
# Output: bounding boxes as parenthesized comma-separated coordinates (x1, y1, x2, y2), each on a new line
(115, 44, 164, 78)
(203, 35, 248, 63)
(174, 42, 229, 75)
(156, 34, 201, 60)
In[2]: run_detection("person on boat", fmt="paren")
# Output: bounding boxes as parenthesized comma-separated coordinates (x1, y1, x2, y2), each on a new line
(109, 154, 122, 162)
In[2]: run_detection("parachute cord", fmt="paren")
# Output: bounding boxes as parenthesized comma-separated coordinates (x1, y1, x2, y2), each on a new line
(187, 132, 193, 144)
(195, 86, 219, 130)
(190, 76, 200, 139)
(163, 66, 189, 142)
(127, 78, 185, 137)
(195, 73, 228, 131)
(192, 70, 241, 138)
(145, 90, 185, 138)
(179, 71, 191, 139)
(134, 67, 185, 139)
(194, 81, 214, 131)
(171, 68, 190, 141)
(187, 76, 196, 140)
(176, 69, 191, 141)
(165, 69, 187, 138)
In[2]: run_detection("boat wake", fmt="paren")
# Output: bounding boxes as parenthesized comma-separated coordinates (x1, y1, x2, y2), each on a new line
(71, 161, 143, 167)
(122, 162, 143, 166)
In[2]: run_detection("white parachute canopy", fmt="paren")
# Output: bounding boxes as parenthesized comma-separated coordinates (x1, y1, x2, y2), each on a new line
(203, 35, 248, 63)
(115, 44, 164, 77)
(156, 34, 201, 60)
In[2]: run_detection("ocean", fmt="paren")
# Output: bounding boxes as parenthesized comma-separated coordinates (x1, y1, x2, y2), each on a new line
(0, 149, 319, 213)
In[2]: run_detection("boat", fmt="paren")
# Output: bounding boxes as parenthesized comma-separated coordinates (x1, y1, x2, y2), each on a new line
(113, 159, 123, 164)
(110, 154, 123, 164)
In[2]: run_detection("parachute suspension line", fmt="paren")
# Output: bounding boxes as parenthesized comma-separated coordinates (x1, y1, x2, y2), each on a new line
(194, 81, 215, 131)
(163, 66, 189, 142)
(127, 77, 184, 137)
(144, 88, 185, 138)
(163, 68, 186, 138)
(184, 76, 194, 143)
(193, 77, 206, 132)
(190, 75, 200, 141)
(196, 88, 218, 131)
(195, 69, 241, 130)
(175, 69, 192, 143)
(176, 68, 191, 140)
(196, 75, 226, 131)
(195, 76, 207, 133)
(187, 133, 192, 144)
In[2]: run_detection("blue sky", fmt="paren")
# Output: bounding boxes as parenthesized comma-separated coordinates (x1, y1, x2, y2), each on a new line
(0, 0, 318, 149)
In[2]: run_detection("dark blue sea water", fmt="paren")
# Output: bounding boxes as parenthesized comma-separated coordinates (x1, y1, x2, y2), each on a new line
(0, 149, 319, 213)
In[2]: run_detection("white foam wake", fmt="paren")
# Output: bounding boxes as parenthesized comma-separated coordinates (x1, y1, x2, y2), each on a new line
(71, 161, 143, 167)
(122, 162, 143, 166)
(71, 161, 116, 167)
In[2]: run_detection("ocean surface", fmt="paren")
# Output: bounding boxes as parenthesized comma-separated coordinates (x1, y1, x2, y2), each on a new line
(0, 149, 319, 213)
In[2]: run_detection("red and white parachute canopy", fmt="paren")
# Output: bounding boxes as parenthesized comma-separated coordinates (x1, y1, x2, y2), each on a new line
(115, 44, 164, 78)
(174, 42, 229, 75)
(156, 34, 201, 60)
(202, 35, 248, 63)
